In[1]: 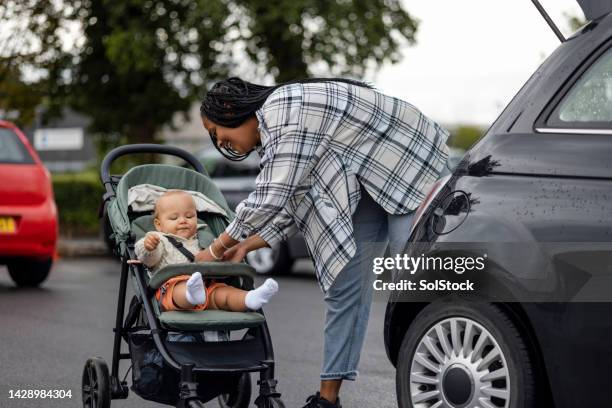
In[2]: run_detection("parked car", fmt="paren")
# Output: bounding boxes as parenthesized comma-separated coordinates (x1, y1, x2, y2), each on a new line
(385, 3, 612, 408)
(194, 146, 310, 275)
(0, 120, 58, 287)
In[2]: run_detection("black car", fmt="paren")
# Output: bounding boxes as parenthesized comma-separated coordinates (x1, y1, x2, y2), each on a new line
(195, 146, 309, 275)
(384, 2, 612, 408)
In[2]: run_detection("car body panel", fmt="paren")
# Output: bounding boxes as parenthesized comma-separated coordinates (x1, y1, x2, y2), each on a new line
(466, 132, 612, 179)
(0, 121, 58, 260)
(385, 9, 612, 408)
(578, 0, 612, 21)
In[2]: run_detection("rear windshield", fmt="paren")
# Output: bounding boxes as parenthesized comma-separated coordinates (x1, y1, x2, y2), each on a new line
(0, 128, 35, 164)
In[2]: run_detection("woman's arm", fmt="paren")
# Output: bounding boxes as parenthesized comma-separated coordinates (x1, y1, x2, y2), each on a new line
(257, 207, 298, 247)
(222, 234, 269, 263)
(224, 88, 325, 242)
(194, 232, 268, 263)
(195, 232, 238, 262)
(195, 207, 297, 263)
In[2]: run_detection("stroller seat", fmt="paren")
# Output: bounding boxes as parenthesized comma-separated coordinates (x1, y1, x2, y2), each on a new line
(128, 196, 267, 333)
(148, 262, 267, 332)
(159, 310, 265, 331)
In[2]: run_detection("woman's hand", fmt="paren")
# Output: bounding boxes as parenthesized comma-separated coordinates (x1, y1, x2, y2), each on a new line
(195, 232, 239, 262)
(222, 243, 249, 263)
(196, 232, 270, 263)
(223, 234, 270, 263)
(195, 248, 216, 262)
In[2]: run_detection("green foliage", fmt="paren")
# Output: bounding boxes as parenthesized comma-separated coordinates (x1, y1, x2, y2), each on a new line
(449, 125, 484, 151)
(236, 0, 418, 81)
(52, 172, 104, 236)
(565, 12, 587, 32)
(0, 65, 42, 127)
(0, 0, 418, 141)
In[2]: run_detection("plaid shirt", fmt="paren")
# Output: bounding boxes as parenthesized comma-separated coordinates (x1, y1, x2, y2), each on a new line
(226, 82, 449, 291)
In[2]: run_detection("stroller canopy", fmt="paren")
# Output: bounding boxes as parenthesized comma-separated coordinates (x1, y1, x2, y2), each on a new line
(107, 164, 234, 251)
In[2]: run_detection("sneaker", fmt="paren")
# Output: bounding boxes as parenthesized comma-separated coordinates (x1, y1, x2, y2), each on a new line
(303, 392, 342, 408)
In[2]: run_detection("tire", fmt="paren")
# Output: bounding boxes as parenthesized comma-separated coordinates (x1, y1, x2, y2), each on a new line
(82, 357, 111, 408)
(218, 373, 252, 408)
(8, 258, 52, 287)
(246, 243, 293, 276)
(396, 300, 535, 408)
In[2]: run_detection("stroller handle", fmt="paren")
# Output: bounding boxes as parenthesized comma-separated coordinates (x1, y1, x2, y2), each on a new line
(100, 144, 208, 187)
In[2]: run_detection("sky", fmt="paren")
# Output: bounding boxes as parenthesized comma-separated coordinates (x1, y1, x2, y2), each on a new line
(371, 0, 585, 127)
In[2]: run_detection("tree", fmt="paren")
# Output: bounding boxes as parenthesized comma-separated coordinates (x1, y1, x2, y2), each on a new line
(565, 12, 587, 32)
(450, 125, 484, 151)
(0, 0, 418, 144)
(235, 0, 418, 82)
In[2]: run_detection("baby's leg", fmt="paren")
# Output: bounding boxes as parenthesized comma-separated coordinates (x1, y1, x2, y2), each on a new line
(171, 281, 193, 309)
(171, 272, 206, 309)
(208, 285, 248, 311)
(209, 278, 279, 312)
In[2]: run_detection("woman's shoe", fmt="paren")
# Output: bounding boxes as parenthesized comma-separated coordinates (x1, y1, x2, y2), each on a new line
(303, 392, 342, 408)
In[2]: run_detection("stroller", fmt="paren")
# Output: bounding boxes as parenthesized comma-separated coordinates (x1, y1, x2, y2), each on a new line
(82, 144, 286, 408)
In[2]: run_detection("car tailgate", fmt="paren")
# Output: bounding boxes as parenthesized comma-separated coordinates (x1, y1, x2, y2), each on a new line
(0, 164, 51, 206)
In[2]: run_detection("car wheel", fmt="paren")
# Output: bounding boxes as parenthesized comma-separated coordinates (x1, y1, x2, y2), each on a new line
(8, 258, 53, 287)
(396, 300, 535, 408)
(246, 243, 293, 276)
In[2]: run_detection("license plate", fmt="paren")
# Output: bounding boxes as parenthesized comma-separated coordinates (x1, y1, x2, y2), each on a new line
(0, 217, 16, 233)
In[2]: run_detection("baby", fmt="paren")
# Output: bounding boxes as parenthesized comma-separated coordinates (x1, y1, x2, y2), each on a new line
(135, 190, 278, 312)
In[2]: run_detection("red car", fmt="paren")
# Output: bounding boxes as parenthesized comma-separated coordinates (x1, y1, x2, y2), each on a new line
(0, 120, 57, 286)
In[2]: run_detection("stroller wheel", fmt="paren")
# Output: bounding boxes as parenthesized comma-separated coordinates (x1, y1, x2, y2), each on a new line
(269, 397, 285, 408)
(256, 397, 285, 408)
(82, 357, 111, 408)
(218, 373, 252, 408)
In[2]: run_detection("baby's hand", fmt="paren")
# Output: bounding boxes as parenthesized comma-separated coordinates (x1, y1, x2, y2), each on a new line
(144, 232, 161, 251)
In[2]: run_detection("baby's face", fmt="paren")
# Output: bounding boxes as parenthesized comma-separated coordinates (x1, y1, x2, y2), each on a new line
(154, 192, 197, 238)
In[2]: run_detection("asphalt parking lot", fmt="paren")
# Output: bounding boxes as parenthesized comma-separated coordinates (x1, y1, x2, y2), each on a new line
(0, 257, 397, 407)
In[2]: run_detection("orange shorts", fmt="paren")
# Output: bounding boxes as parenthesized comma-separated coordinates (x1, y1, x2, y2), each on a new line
(155, 275, 227, 312)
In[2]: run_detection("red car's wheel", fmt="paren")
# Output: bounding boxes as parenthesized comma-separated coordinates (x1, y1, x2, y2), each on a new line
(8, 258, 52, 287)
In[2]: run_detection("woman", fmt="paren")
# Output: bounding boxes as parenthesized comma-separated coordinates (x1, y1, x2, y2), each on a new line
(196, 77, 450, 407)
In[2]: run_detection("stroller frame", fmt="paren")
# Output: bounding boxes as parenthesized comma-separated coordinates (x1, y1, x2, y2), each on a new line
(84, 144, 285, 408)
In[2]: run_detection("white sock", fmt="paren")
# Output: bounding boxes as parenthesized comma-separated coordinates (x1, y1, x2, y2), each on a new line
(185, 272, 206, 306)
(244, 278, 279, 310)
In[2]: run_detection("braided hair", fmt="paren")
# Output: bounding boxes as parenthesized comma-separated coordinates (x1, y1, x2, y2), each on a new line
(200, 77, 372, 160)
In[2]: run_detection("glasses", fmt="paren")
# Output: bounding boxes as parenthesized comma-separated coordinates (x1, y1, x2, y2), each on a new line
(208, 128, 250, 161)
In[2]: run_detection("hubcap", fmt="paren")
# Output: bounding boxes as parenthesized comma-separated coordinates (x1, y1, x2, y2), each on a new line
(409, 317, 510, 408)
(442, 365, 473, 406)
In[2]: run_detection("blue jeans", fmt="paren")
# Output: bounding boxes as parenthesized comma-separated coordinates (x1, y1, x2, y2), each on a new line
(321, 187, 415, 380)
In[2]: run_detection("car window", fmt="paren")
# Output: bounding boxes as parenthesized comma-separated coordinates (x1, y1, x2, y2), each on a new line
(198, 148, 260, 178)
(211, 161, 260, 177)
(551, 47, 612, 125)
(0, 128, 34, 164)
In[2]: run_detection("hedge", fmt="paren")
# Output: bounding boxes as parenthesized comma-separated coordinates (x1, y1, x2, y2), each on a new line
(52, 172, 105, 237)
